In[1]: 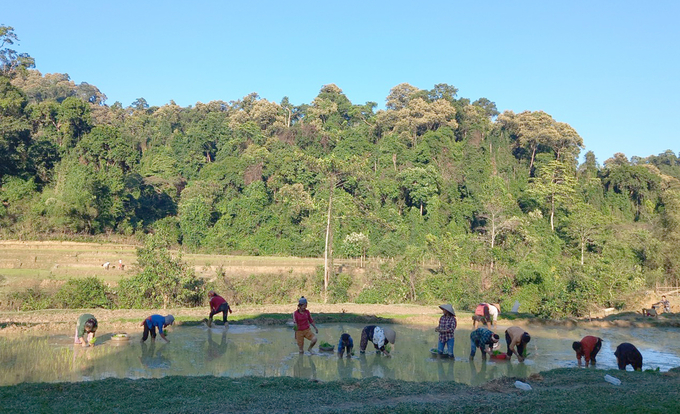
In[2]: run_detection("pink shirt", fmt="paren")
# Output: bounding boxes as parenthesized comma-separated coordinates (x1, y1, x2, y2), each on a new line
(293, 309, 314, 331)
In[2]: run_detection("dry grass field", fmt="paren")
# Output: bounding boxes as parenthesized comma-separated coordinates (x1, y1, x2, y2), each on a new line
(0, 241, 338, 297)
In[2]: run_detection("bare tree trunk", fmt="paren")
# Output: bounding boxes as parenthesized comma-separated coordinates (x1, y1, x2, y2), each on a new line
(323, 179, 335, 303)
(550, 196, 555, 232)
(490, 212, 496, 274)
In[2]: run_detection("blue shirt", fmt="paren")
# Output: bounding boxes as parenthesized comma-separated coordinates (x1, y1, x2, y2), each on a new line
(338, 334, 353, 351)
(145, 314, 167, 334)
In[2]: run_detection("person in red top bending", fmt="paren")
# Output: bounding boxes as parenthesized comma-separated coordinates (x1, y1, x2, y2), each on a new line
(472, 303, 491, 329)
(293, 296, 318, 354)
(207, 290, 232, 327)
(572, 335, 602, 367)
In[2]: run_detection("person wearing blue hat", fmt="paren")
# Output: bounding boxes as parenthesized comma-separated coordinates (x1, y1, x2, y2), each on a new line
(293, 297, 318, 354)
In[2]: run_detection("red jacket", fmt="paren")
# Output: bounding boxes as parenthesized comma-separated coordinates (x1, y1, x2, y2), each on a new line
(209, 295, 227, 312)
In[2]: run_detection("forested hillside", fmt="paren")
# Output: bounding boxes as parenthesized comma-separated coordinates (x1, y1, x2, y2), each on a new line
(2, 26, 680, 316)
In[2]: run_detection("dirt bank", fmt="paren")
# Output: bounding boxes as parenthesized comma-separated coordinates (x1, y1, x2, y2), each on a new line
(2, 303, 679, 335)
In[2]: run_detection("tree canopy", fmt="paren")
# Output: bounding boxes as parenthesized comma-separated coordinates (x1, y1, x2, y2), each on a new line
(2, 25, 680, 316)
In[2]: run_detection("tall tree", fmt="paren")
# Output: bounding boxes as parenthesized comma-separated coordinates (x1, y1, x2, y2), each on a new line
(385, 83, 420, 110)
(565, 202, 604, 265)
(0, 26, 35, 78)
(0, 76, 31, 180)
(528, 160, 577, 231)
(478, 175, 519, 271)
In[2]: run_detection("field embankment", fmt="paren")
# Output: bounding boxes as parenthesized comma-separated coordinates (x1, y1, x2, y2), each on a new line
(3, 303, 680, 336)
(1, 368, 679, 413)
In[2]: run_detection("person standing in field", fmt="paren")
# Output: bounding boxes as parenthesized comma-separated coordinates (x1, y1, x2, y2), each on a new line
(572, 335, 602, 367)
(140, 314, 174, 343)
(504, 326, 531, 362)
(435, 304, 457, 358)
(293, 296, 318, 354)
(207, 290, 232, 327)
(75, 313, 98, 347)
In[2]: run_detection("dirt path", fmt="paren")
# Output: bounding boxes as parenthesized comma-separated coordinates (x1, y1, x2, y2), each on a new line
(0, 303, 445, 334)
(3, 302, 679, 335)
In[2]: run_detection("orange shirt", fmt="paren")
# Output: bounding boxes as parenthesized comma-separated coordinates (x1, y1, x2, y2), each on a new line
(577, 336, 600, 363)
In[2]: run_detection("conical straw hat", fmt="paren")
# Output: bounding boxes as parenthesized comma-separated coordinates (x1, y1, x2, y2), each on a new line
(439, 304, 455, 315)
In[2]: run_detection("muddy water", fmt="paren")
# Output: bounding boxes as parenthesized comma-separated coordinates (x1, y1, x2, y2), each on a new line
(1, 322, 679, 386)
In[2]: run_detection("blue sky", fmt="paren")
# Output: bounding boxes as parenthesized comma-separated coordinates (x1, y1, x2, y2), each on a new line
(4, 1, 679, 163)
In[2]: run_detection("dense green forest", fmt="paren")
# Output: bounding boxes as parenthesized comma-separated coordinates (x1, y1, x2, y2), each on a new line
(2, 26, 680, 316)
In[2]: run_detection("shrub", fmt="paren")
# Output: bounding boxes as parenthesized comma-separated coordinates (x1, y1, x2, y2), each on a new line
(328, 273, 353, 303)
(6, 288, 52, 311)
(53, 277, 112, 309)
(355, 287, 386, 304)
(117, 235, 206, 308)
(230, 273, 308, 304)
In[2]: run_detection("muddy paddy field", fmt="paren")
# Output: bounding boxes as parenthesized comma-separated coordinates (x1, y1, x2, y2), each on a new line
(2, 241, 680, 412)
(2, 305, 680, 413)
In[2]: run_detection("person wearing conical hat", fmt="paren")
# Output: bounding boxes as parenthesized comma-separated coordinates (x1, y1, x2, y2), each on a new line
(435, 304, 457, 358)
(359, 325, 396, 356)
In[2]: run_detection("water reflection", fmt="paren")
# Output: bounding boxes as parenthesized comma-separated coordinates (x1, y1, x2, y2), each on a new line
(140, 341, 171, 370)
(205, 329, 228, 362)
(293, 355, 316, 379)
(436, 359, 454, 381)
(73, 347, 95, 379)
(336, 356, 355, 379)
(1, 322, 679, 386)
(359, 353, 394, 379)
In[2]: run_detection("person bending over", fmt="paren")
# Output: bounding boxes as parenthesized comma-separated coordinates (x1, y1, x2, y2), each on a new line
(469, 327, 499, 360)
(75, 314, 98, 347)
(505, 326, 531, 362)
(337, 333, 354, 358)
(140, 314, 174, 343)
(614, 342, 643, 371)
(207, 290, 232, 327)
(359, 325, 396, 356)
(572, 335, 602, 367)
(472, 303, 491, 329)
